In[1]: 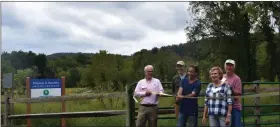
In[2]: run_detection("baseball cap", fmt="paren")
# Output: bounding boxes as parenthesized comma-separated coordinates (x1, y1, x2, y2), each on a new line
(225, 59, 235, 67)
(176, 61, 185, 66)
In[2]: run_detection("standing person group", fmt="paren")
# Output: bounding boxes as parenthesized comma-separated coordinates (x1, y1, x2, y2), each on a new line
(134, 59, 242, 127)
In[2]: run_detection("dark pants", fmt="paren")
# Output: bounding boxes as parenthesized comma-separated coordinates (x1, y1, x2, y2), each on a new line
(231, 108, 242, 127)
(177, 112, 198, 127)
(136, 105, 158, 127)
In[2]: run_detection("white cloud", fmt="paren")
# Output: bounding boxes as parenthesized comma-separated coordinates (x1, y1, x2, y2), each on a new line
(2, 2, 192, 55)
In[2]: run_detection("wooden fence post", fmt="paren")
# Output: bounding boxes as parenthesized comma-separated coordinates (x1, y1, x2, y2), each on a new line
(278, 82, 280, 127)
(4, 91, 11, 127)
(126, 83, 135, 127)
(241, 82, 245, 127)
(126, 84, 132, 127)
(26, 77, 31, 127)
(10, 79, 15, 126)
(254, 82, 260, 127)
(61, 77, 66, 127)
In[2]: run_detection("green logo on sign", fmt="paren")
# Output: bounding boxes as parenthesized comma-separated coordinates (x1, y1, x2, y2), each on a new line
(43, 90, 49, 95)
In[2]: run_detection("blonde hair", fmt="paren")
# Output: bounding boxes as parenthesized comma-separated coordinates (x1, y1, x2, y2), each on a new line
(209, 66, 223, 80)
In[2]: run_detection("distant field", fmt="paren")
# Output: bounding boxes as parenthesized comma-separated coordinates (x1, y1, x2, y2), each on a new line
(1, 84, 279, 126)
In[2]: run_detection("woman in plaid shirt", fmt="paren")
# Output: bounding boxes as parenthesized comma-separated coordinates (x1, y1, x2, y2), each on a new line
(202, 66, 233, 127)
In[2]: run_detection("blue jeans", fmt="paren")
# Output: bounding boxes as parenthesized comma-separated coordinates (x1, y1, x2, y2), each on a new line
(231, 108, 242, 127)
(177, 112, 197, 127)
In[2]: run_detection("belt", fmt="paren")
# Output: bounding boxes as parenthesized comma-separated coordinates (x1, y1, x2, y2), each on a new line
(141, 104, 157, 107)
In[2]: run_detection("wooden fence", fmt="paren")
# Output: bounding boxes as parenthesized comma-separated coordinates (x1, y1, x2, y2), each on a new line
(1, 82, 280, 127)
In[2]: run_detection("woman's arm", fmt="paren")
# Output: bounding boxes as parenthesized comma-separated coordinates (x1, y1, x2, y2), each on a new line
(177, 87, 183, 97)
(203, 85, 209, 117)
(177, 78, 185, 97)
(226, 84, 233, 115)
(203, 105, 208, 117)
(186, 82, 201, 97)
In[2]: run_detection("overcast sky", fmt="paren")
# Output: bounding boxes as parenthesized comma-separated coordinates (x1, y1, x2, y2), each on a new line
(2, 2, 192, 55)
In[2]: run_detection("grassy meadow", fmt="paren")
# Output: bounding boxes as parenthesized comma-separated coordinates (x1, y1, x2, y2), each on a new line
(1, 84, 280, 126)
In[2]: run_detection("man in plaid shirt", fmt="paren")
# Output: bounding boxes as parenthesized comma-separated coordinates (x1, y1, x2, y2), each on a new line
(202, 67, 233, 127)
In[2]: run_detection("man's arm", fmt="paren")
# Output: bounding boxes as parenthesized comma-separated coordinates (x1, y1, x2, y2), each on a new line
(227, 104, 232, 116)
(158, 80, 164, 93)
(232, 78, 242, 96)
(134, 82, 146, 97)
(221, 77, 226, 84)
(172, 76, 176, 94)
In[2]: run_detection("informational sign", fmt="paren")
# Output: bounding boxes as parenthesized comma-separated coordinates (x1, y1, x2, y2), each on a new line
(3, 73, 13, 88)
(30, 79, 62, 98)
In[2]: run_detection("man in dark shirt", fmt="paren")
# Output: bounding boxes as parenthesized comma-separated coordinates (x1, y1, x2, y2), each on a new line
(172, 61, 187, 119)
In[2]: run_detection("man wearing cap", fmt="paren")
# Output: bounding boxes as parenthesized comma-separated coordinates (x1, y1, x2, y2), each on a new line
(222, 59, 242, 127)
(172, 61, 187, 119)
(134, 65, 164, 127)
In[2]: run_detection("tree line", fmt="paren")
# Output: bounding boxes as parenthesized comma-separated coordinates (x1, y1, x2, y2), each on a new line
(2, 1, 280, 93)
(186, 1, 280, 82)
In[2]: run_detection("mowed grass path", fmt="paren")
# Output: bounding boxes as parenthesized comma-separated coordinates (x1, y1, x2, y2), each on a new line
(1, 84, 280, 126)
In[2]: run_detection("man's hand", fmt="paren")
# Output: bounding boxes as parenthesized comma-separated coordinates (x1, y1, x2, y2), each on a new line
(225, 114, 231, 125)
(145, 91, 152, 96)
(202, 116, 207, 125)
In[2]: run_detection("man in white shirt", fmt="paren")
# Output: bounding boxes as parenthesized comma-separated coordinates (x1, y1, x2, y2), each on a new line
(134, 65, 164, 127)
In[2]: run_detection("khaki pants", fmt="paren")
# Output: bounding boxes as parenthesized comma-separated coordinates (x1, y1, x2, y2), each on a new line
(136, 105, 158, 127)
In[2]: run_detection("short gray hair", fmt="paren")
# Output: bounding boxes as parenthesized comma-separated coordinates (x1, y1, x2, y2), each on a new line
(144, 65, 153, 71)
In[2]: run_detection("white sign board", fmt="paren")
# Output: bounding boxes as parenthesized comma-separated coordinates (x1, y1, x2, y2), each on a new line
(30, 79, 62, 98)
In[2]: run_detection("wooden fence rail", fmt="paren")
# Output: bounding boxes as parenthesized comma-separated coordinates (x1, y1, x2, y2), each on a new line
(9, 92, 127, 104)
(8, 110, 127, 119)
(4, 87, 278, 104)
(7, 108, 280, 119)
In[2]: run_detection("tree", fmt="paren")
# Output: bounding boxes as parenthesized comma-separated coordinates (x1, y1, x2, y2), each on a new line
(27, 51, 37, 67)
(1, 60, 15, 74)
(151, 47, 158, 54)
(257, 2, 277, 81)
(66, 67, 80, 88)
(35, 53, 47, 78)
(75, 52, 91, 65)
(186, 1, 258, 81)
(14, 68, 34, 95)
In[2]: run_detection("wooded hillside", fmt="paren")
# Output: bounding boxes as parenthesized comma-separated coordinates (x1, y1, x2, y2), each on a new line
(2, 1, 280, 93)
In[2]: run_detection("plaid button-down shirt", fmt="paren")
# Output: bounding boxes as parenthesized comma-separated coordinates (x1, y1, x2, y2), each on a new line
(204, 83, 233, 116)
